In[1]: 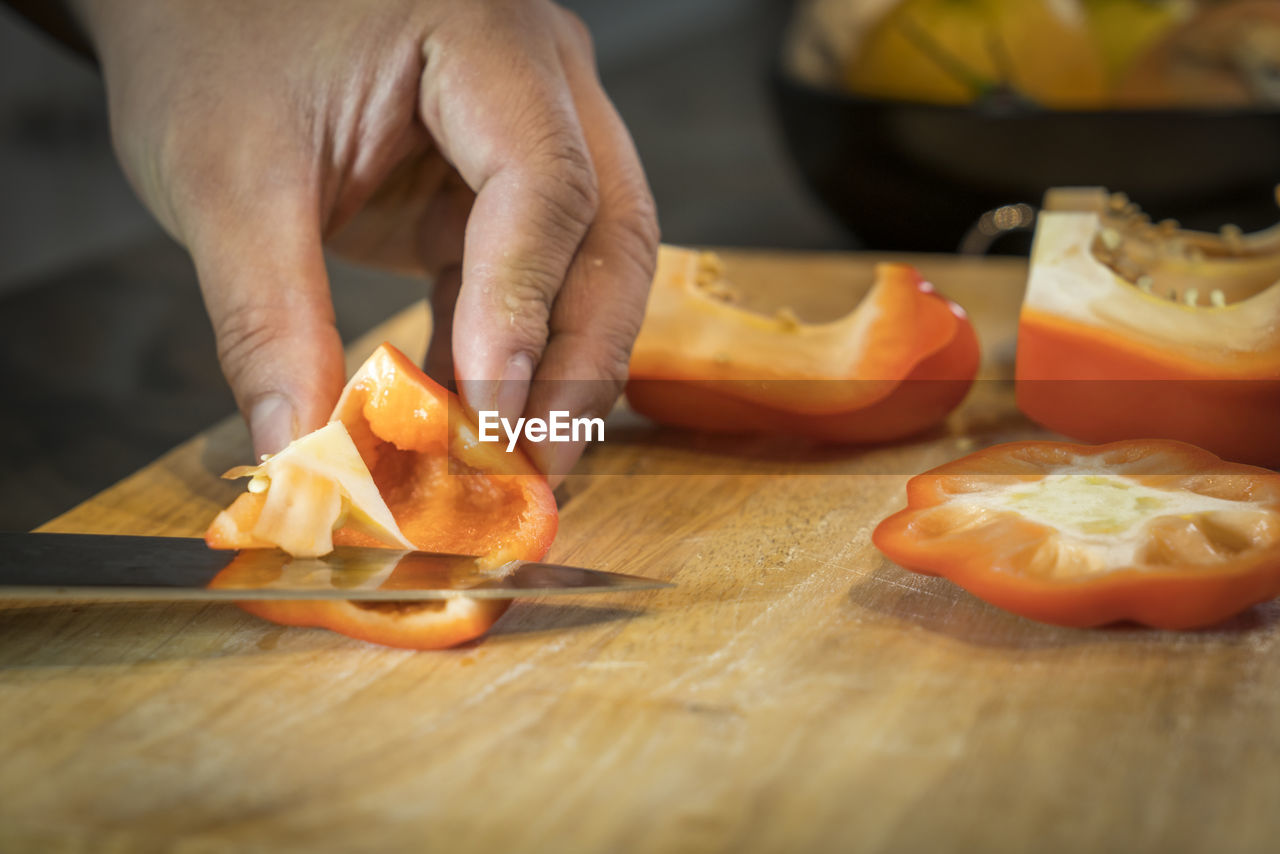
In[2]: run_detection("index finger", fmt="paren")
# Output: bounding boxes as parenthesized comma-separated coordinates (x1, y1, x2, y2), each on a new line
(519, 15, 660, 477)
(418, 4, 599, 427)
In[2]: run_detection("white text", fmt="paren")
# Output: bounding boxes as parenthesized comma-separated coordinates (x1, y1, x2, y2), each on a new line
(477, 410, 605, 452)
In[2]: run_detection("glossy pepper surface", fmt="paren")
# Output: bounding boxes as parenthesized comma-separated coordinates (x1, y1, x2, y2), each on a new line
(1017, 199, 1280, 468)
(626, 246, 979, 443)
(206, 344, 558, 649)
(874, 439, 1280, 629)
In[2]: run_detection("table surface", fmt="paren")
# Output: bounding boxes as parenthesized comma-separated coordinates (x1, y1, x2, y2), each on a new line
(4, 250, 1277, 854)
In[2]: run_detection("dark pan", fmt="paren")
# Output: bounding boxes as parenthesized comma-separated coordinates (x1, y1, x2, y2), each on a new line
(771, 68, 1280, 252)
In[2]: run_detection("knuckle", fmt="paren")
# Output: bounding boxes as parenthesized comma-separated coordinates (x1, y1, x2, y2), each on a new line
(131, 125, 220, 239)
(213, 304, 281, 391)
(156, 119, 226, 199)
(529, 135, 600, 232)
(597, 196, 662, 285)
(490, 265, 557, 347)
(155, 131, 256, 246)
(503, 262, 561, 308)
(616, 192, 662, 262)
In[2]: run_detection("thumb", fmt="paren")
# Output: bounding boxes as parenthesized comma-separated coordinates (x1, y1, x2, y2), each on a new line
(186, 200, 345, 459)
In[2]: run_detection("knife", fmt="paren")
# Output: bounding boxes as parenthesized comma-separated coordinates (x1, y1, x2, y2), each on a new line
(0, 533, 672, 601)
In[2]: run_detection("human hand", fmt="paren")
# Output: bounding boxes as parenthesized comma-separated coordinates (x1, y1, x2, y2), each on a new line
(70, 0, 659, 479)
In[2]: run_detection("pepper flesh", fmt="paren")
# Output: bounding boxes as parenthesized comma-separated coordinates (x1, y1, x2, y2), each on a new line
(873, 439, 1280, 629)
(1017, 198, 1280, 468)
(210, 421, 414, 558)
(206, 343, 558, 649)
(625, 246, 979, 442)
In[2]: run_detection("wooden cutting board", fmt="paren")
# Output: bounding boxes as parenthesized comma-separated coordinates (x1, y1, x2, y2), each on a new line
(3, 250, 1277, 853)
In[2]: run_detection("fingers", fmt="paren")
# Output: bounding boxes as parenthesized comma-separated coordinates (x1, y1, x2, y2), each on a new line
(185, 196, 345, 459)
(520, 11, 660, 477)
(419, 4, 658, 479)
(419, 2, 598, 426)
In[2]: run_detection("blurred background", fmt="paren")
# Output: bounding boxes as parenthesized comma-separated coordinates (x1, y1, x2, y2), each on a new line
(3, 0, 1279, 529)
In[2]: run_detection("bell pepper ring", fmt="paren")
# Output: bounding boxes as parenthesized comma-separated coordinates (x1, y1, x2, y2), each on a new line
(1016, 190, 1280, 468)
(625, 246, 979, 443)
(873, 439, 1280, 630)
(205, 343, 558, 649)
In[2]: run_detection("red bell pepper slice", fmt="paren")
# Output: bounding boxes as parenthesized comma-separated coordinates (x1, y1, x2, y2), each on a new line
(1016, 204, 1280, 468)
(625, 247, 979, 442)
(874, 439, 1280, 629)
(206, 344, 557, 649)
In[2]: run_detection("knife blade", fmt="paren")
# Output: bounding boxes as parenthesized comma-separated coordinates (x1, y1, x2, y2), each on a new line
(0, 533, 672, 601)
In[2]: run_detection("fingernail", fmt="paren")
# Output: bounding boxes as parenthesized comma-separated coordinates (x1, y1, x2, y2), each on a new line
(496, 353, 534, 424)
(249, 394, 298, 458)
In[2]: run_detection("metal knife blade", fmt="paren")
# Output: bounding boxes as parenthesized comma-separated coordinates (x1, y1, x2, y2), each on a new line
(0, 533, 672, 601)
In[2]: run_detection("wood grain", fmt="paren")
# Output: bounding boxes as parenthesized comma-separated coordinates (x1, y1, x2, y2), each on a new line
(3, 251, 1276, 853)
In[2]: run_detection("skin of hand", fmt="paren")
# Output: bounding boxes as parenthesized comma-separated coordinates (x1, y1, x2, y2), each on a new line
(66, 0, 660, 482)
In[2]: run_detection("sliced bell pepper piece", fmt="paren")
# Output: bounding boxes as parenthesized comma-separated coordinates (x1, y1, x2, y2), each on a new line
(873, 439, 1280, 629)
(625, 246, 979, 442)
(210, 420, 415, 558)
(1016, 196, 1280, 468)
(206, 343, 558, 649)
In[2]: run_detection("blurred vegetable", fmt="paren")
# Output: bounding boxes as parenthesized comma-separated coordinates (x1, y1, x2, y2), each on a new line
(1118, 0, 1280, 107)
(793, 0, 1279, 108)
(1082, 0, 1194, 84)
(842, 0, 1108, 107)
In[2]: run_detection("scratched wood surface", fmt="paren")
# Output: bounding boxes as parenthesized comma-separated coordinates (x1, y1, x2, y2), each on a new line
(3, 250, 1278, 853)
